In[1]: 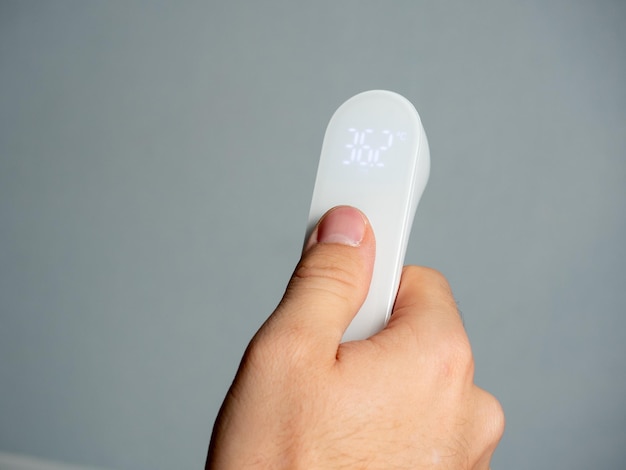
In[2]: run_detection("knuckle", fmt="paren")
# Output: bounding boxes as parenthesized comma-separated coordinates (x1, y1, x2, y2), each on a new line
(483, 394, 506, 444)
(427, 271, 458, 310)
(472, 388, 506, 454)
(404, 266, 459, 311)
(291, 251, 362, 305)
(429, 331, 475, 380)
(413, 266, 453, 294)
(293, 252, 359, 287)
(423, 266, 451, 286)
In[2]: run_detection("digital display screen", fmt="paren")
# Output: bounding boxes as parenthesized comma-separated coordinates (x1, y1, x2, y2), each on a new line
(342, 128, 408, 169)
(317, 91, 420, 185)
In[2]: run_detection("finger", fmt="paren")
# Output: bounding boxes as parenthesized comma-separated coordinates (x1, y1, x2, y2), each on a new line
(260, 206, 376, 353)
(382, 266, 468, 353)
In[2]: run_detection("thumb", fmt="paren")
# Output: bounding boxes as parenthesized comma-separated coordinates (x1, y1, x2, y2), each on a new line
(263, 206, 376, 352)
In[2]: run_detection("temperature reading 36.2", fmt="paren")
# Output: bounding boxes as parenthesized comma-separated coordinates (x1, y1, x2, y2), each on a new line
(343, 128, 400, 168)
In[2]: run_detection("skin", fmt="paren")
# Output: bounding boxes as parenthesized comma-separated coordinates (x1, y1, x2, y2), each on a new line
(207, 206, 504, 469)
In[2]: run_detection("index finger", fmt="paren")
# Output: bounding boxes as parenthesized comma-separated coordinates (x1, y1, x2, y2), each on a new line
(380, 266, 468, 351)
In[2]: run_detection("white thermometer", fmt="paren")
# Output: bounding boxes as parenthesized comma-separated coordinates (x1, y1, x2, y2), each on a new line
(306, 90, 430, 342)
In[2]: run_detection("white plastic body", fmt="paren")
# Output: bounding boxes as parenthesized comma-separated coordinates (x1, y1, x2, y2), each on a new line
(306, 90, 430, 342)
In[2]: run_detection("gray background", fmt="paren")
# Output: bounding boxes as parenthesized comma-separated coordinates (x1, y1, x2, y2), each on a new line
(1, 1, 625, 469)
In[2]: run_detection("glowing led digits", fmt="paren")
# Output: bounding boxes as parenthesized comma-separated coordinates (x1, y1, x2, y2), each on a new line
(344, 128, 395, 168)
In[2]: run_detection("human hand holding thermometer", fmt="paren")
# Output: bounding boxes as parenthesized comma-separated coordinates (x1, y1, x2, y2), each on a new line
(306, 90, 430, 341)
(208, 93, 506, 469)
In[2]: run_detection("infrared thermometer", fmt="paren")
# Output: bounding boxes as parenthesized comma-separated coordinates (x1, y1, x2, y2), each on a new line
(306, 90, 430, 342)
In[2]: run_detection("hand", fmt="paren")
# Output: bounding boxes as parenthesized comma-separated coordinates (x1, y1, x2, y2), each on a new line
(206, 206, 504, 469)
